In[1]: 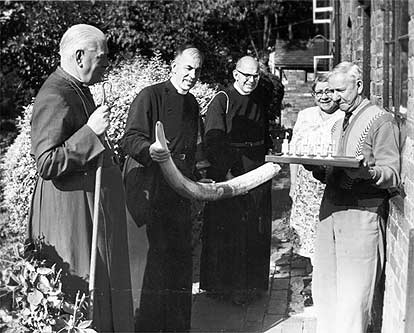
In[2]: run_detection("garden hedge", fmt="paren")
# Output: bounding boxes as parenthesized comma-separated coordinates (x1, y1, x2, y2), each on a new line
(1, 53, 217, 238)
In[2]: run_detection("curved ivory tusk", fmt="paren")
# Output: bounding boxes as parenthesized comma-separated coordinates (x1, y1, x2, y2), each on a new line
(153, 121, 281, 201)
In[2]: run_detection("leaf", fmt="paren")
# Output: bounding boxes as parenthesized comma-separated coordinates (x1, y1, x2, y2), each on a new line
(62, 301, 75, 314)
(24, 261, 35, 272)
(77, 320, 92, 329)
(27, 288, 43, 306)
(43, 325, 53, 333)
(6, 272, 20, 287)
(46, 294, 61, 307)
(37, 267, 53, 275)
(82, 328, 98, 333)
(36, 274, 51, 293)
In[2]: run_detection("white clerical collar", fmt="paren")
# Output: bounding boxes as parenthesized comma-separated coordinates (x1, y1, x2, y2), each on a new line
(170, 79, 189, 95)
(233, 82, 251, 95)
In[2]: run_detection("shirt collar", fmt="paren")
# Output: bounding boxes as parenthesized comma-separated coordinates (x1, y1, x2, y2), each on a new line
(348, 98, 370, 120)
(233, 82, 251, 96)
(169, 78, 188, 95)
(56, 67, 88, 88)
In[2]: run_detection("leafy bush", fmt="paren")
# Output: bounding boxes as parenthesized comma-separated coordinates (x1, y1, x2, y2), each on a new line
(0, 53, 217, 240)
(0, 245, 96, 333)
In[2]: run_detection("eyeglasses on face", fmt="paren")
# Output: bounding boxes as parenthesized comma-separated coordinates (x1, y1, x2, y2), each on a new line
(236, 69, 260, 80)
(313, 89, 334, 98)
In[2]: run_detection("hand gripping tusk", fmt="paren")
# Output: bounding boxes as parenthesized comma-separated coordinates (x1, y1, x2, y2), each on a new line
(154, 121, 281, 201)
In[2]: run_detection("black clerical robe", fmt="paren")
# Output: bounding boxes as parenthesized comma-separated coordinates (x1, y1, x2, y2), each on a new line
(29, 67, 134, 332)
(121, 80, 199, 332)
(200, 85, 273, 295)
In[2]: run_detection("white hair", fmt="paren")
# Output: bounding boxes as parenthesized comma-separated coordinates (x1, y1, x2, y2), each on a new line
(59, 24, 106, 59)
(329, 61, 362, 83)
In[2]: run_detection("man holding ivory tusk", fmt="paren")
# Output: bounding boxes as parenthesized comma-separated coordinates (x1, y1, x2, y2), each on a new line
(121, 45, 203, 332)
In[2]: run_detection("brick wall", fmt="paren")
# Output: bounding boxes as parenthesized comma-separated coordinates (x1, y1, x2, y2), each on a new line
(382, 2, 414, 333)
(369, 0, 385, 104)
(336, 1, 414, 332)
(280, 70, 314, 129)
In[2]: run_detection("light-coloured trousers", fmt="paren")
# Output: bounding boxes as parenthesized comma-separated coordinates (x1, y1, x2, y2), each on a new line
(312, 209, 385, 333)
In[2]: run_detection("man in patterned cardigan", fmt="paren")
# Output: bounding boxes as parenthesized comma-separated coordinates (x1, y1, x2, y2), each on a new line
(310, 62, 401, 333)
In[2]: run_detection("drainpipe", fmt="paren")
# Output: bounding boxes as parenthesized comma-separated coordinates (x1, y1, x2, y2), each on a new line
(334, 0, 341, 65)
(383, 1, 389, 109)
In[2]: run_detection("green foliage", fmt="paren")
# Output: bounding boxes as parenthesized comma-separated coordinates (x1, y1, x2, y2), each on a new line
(0, 248, 97, 333)
(1, 53, 217, 242)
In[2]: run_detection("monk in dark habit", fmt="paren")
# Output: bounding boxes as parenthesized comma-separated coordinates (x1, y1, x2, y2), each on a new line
(200, 56, 273, 305)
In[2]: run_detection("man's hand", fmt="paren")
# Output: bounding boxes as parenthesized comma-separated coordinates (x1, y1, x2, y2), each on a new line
(149, 142, 170, 162)
(344, 156, 375, 180)
(87, 105, 110, 135)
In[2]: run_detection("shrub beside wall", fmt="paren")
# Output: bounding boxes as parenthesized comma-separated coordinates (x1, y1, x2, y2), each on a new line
(1, 54, 217, 238)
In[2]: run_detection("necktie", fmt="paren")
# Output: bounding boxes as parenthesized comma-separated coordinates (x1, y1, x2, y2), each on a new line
(342, 111, 353, 131)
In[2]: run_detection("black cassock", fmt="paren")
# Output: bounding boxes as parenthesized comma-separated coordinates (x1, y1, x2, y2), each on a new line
(122, 80, 199, 332)
(200, 85, 272, 295)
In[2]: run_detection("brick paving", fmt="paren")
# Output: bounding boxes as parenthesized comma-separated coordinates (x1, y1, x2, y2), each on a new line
(191, 176, 317, 333)
(191, 239, 316, 333)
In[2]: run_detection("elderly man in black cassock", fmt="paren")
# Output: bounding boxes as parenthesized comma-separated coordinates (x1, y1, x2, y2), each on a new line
(29, 24, 134, 332)
(200, 56, 273, 305)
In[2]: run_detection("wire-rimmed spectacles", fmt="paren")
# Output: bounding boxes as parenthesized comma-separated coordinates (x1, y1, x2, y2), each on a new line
(236, 69, 260, 80)
(313, 89, 334, 98)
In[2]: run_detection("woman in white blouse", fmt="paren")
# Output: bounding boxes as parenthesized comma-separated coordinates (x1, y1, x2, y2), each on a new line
(289, 74, 344, 262)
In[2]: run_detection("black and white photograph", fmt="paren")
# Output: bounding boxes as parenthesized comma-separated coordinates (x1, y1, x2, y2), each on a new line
(0, 1, 412, 332)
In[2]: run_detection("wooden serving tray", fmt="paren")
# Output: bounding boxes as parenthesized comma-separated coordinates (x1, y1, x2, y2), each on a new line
(265, 154, 361, 168)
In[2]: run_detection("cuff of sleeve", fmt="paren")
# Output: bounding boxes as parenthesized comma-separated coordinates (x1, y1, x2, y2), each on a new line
(69, 125, 106, 163)
(139, 143, 153, 167)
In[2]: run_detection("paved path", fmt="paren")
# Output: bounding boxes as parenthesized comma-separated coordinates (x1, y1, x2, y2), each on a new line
(191, 218, 316, 332)
(190, 173, 317, 333)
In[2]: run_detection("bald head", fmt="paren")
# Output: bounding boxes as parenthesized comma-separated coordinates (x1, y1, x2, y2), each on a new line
(233, 56, 260, 95)
(236, 56, 259, 72)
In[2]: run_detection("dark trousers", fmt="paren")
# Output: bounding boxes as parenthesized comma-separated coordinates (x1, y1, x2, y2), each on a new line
(136, 200, 193, 332)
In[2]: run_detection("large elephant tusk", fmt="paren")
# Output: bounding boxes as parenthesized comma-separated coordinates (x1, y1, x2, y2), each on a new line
(153, 121, 281, 201)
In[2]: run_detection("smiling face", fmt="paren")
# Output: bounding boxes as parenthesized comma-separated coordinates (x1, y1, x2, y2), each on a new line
(328, 72, 363, 112)
(77, 38, 109, 85)
(233, 56, 260, 95)
(171, 48, 202, 94)
(313, 81, 337, 114)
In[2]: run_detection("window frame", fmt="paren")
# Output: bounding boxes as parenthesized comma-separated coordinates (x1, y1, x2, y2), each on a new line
(389, 0, 409, 115)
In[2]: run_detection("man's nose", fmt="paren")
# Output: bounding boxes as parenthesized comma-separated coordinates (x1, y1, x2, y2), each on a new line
(331, 91, 340, 101)
(188, 69, 197, 78)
